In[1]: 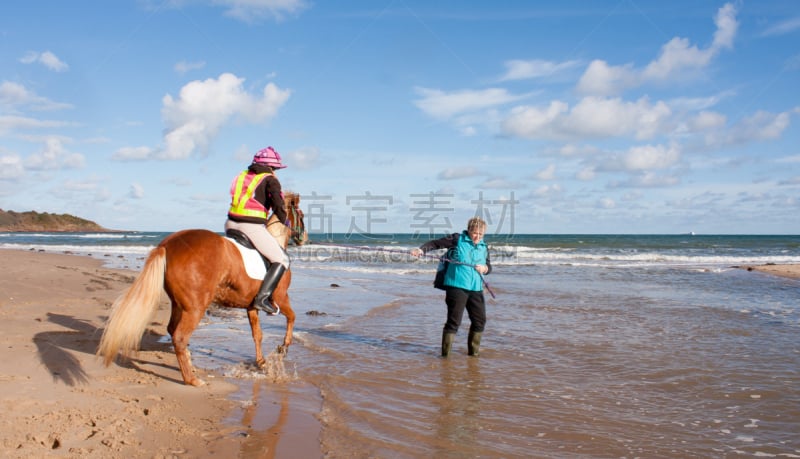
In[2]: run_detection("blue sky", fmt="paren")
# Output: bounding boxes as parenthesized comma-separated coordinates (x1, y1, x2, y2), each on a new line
(1, 1, 798, 235)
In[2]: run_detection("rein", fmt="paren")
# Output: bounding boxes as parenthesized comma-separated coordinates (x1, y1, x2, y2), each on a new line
(315, 242, 497, 299)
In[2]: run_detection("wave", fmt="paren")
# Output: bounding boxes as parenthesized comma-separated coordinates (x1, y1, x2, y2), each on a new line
(0, 242, 154, 255)
(4, 235, 799, 272)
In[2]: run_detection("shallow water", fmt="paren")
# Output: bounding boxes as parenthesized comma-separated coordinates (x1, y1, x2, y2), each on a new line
(192, 262, 800, 458)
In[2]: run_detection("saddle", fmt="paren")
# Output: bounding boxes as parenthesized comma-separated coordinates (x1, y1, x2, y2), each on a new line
(225, 228, 271, 267)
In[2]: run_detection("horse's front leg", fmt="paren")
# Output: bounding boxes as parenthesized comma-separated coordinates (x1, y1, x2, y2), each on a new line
(278, 297, 295, 354)
(246, 307, 266, 367)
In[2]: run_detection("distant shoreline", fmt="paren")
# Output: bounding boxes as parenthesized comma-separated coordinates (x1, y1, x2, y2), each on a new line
(735, 264, 800, 280)
(0, 209, 120, 233)
(0, 229, 125, 233)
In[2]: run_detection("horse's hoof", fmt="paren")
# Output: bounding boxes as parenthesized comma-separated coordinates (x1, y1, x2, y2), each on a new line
(256, 358, 266, 369)
(276, 345, 287, 356)
(187, 378, 206, 387)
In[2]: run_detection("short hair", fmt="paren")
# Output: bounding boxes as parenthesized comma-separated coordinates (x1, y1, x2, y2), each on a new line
(467, 217, 487, 232)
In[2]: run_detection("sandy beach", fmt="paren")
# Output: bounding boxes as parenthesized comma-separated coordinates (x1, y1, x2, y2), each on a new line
(0, 249, 321, 458)
(736, 263, 800, 279)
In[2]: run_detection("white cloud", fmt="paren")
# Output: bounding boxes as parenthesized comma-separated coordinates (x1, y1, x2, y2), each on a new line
(0, 115, 70, 135)
(568, 97, 671, 140)
(19, 51, 69, 72)
(689, 111, 727, 131)
(502, 96, 672, 141)
(559, 143, 599, 157)
(0, 154, 24, 180)
(712, 3, 738, 49)
(499, 59, 581, 81)
(214, 0, 308, 22)
(668, 94, 729, 112)
(129, 183, 145, 199)
(501, 100, 568, 139)
(597, 197, 615, 209)
(577, 3, 738, 95)
(622, 172, 680, 188)
(761, 16, 800, 37)
(642, 37, 715, 82)
(438, 166, 480, 180)
(0, 81, 73, 112)
(576, 166, 595, 181)
(533, 183, 562, 197)
(535, 164, 556, 180)
(623, 143, 681, 171)
(112, 146, 155, 161)
(158, 73, 290, 160)
(413, 87, 529, 120)
(63, 179, 99, 192)
(174, 60, 206, 74)
(732, 110, 791, 141)
(576, 60, 638, 96)
(25, 138, 84, 170)
(290, 146, 320, 170)
(480, 177, 522, 189)
(695, 109, 795, 148)
(459, 125, 477, 136)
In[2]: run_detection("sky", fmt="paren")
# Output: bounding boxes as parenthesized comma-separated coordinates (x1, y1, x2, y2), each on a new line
(1, 1, 799, 235)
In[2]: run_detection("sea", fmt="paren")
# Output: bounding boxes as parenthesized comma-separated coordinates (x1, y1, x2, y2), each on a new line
(2, 231, 799, 458)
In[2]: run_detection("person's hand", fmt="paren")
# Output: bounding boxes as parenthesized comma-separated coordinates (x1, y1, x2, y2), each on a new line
(475, 264, 488, 274)
(411, 248, 423, 258)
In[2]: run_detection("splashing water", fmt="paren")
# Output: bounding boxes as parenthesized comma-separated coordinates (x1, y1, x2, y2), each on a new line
(222, 347, 298, 382)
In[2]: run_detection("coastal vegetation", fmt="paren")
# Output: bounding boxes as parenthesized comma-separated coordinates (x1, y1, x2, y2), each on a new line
(0, 209, 110, 232)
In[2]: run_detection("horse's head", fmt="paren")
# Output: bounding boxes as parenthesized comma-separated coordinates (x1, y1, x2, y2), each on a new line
(284, 192, 307, 246)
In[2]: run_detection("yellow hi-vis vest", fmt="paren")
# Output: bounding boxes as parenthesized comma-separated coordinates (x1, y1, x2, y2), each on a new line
(228, 171, 271, 220)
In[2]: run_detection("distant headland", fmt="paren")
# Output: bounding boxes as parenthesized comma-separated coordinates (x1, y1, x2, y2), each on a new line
(0, 209, 115, 232)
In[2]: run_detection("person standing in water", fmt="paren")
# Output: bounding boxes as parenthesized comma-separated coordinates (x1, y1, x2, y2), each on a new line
(412, 217, 492, 357)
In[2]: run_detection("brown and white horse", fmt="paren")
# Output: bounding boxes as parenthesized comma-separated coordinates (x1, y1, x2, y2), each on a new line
(97, 195, 302, 386)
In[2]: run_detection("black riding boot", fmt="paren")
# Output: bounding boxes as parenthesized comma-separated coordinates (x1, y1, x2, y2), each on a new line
(253, 263, 286, 315)
(441, 332, 455, 357)
(468, 331, 482, 356)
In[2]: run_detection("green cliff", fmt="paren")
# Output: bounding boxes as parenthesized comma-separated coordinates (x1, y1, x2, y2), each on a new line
(0, 209, 112, 232)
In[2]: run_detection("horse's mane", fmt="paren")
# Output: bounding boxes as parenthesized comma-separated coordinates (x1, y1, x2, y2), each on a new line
(283, 191, 306, 246)
(267, 190, 305, 248)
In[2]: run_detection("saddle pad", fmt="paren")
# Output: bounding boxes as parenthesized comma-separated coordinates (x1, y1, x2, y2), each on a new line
(225, 237, 267, 280)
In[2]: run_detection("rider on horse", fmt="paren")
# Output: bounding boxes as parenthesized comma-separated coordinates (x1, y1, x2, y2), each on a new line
(225, 146, 290, 315)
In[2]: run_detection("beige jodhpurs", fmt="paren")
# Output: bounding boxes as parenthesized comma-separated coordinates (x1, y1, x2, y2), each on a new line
(225, 220, 289, 268)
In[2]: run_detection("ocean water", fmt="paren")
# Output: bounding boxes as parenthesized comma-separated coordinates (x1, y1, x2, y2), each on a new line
(3, 232, 800, 457)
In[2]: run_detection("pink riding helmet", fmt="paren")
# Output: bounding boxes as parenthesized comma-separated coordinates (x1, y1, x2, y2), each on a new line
(252, 146, 286, 169)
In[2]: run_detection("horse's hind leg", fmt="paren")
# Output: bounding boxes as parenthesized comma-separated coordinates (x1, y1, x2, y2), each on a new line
(170, 305, 206, 386)
(246, 308, 266, 368)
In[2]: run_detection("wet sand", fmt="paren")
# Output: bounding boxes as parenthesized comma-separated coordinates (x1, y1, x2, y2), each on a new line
(736, 263, 800, 279)
(0, 249, 321, 458)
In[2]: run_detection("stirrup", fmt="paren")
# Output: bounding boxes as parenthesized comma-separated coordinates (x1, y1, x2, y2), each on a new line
(255, 296, 280, 315)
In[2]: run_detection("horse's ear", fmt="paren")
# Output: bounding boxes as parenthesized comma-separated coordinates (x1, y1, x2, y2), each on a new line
(285, 191, 298, 206)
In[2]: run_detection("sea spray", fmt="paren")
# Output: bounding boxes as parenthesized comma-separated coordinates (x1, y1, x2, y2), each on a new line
(222, 348, 298, 383)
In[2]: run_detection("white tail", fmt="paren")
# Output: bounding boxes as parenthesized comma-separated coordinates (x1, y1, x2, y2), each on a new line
(97, 247, 166, 366)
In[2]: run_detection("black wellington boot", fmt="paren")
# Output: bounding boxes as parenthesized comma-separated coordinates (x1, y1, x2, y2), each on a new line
(253, 263, 286, 315)
(467, 331, 482, 356)
(441, 332, 455, 357)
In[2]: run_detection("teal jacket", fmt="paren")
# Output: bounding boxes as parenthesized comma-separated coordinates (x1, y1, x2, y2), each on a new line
(420, 231, 491, 292)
